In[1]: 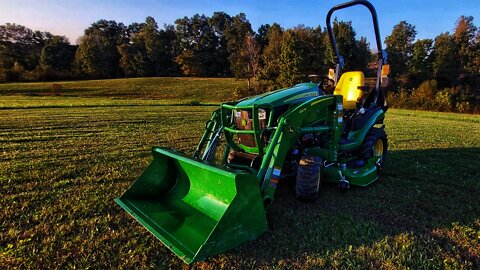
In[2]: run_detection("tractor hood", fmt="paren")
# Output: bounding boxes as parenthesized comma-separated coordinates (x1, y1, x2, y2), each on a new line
(235, 83, 321, 107)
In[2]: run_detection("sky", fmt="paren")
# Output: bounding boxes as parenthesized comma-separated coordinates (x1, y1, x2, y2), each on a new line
(1, 0, 479, 46)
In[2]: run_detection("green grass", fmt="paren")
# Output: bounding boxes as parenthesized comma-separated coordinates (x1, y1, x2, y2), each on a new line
(0, 77, 247, 103)
(1, 79, 479, 269)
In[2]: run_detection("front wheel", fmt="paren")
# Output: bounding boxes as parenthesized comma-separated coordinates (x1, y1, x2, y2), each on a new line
(360, 128, 388, 170)
(295, 155, 322, 201)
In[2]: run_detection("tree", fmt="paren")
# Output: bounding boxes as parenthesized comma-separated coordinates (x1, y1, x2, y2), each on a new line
(225, 13, 253, 80)
(118, 22, 147, 76)
(256, 24, 271, 52)
(209, 12, 233, 76)
(137, 17, 162, 76)
(410, 39, 433, 74)
(432, 32, 459, 85)
(385, 21, 417, 77)
(325, 20, 368, 71)
(119, 17, 177, 77)
(0, 23, 72, 81)
(353, 36, 371, 72)
(331, 20, 356, 68)
(118, 42, 149, 77)
(453, 16, 478, 74)
(475, 30, 480, 73)
(0, 23, 59, 71)
(157, 25, 178, 76)
(76, 34, 115, 78)
(278, 31, 303, 87)
(259, 23, 283, 85)
(291, 25, 327, 76)
(323, 29, 336, 68)
(175, 14, 217, 76)
(40, 37, 76, 71)
(244, 33, 261, 89)
(75, 20, 126, 78)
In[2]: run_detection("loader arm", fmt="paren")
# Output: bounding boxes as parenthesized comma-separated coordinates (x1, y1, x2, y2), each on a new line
(256, 95, 343, 205)
(193, 109, 222, 160)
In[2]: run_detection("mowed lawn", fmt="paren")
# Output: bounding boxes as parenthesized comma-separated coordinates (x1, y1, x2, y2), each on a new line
(1, 80, 479, 269)
(0, 77, 247, 103)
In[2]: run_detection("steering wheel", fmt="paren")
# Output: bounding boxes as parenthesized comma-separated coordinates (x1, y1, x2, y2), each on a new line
(320, 75, 335, 93)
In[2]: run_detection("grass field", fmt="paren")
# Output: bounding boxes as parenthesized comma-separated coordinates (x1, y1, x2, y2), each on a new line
(1, 78, 479, 269)
(0, 77, 246, 103)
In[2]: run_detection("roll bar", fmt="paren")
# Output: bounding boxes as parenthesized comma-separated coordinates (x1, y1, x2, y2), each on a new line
(326, 0, 388, 107)
(326, 0, 386, 66)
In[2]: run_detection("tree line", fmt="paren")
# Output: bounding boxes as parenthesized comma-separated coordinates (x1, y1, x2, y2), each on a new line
(0, 12, 479, 111)
(385, 17, 480, 113)
(0, 13, 371, 88)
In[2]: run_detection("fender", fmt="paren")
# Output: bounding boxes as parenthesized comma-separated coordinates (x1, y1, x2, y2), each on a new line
(348, 108, 385, 143)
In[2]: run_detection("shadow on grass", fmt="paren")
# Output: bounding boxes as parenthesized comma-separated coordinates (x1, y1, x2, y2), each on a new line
(228, 147, 480, 262)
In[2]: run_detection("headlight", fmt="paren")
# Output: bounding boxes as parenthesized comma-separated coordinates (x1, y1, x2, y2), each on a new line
(234, 110, 241, 119)
(258, 108, 267, 120)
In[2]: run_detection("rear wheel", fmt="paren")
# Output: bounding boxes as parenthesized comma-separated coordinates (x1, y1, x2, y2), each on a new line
(360, 128, 388, 169)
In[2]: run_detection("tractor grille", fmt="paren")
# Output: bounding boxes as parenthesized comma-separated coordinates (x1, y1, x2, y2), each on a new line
(234, 110, 267, 148)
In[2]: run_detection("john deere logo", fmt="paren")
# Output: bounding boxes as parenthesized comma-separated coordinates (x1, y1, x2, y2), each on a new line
(241, 119, 247, 126)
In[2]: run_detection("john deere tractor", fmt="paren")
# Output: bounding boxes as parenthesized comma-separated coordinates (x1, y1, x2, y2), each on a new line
(116, 0, 390, 264)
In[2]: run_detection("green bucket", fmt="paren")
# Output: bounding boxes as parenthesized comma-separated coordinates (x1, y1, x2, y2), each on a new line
(115, 147, 267, 264)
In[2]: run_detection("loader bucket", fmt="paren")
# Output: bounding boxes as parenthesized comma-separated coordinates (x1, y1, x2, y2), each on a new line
(115, 147, 267, 264)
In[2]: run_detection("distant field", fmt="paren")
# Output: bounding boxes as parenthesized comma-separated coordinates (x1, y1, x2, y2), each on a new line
(0, 77, 247, 103)
(1, 92, 479, 269)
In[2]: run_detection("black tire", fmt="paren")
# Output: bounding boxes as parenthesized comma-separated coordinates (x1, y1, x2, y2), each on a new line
(295, 155, 322, 201)
(360, 127, 388, 169)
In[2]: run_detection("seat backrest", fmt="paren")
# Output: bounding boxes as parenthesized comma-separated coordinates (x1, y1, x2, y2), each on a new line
(334, 71, 365, 110)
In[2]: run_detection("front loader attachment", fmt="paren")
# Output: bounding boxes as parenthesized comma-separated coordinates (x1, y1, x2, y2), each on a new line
(115, 147, 267, 264)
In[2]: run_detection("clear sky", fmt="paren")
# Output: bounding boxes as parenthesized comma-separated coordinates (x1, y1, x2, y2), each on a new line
(1, 0, 479, 46)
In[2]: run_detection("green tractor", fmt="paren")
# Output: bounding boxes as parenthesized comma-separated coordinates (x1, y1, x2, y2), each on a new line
(116, 0, 391, 264)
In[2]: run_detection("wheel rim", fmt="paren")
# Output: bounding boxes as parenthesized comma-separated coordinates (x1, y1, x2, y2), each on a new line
(373, 139, 384, 157)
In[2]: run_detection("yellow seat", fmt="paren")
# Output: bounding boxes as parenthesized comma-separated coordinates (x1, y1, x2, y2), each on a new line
(334, 71, 365, 110)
